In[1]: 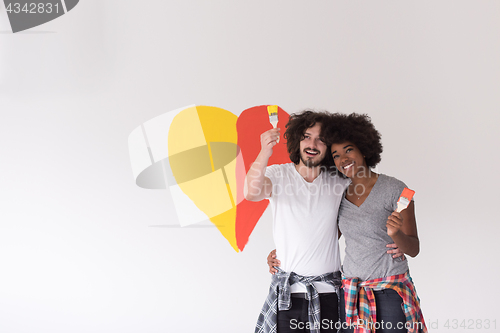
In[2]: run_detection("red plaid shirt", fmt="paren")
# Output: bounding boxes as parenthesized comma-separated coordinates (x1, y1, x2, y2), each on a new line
(343, 271, 427, 333)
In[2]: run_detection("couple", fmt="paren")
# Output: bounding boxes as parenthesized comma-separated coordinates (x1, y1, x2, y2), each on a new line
(244, 111, 426, 333)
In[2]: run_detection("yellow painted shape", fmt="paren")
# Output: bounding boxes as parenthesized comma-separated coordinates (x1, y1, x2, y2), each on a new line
(197, 106, 238, 144)
(168, 145, 212, 184)
(207, 142, 216, 172)
(224, 156, 238, 205)
(210, 207, 238, 252)
(209, 142, 238, 171)
(177, 169, 233, 218)
(168, 106, 207, 157)
(168, 105, 240, 251)
(225, 183, 235, 208)
(197, 107, 238, 198)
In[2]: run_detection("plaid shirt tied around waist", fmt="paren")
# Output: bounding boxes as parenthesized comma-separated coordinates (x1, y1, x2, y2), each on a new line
(255, 268, 342, 333)
(343, 271, 427, 333)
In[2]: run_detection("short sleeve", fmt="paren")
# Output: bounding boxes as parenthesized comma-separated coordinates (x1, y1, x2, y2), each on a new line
(387, 177, 410, 212)
(265, 164, 283, 186)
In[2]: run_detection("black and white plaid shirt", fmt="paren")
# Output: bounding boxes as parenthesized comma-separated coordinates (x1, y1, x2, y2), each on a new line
(255, 268, 342, 333)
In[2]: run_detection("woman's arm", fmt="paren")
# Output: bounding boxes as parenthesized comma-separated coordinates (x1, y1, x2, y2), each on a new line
(386, 201, 420, 257)
(267, 249, 280, 274)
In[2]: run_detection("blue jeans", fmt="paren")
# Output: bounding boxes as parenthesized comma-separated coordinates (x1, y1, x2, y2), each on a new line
(339, 288, 407, 333)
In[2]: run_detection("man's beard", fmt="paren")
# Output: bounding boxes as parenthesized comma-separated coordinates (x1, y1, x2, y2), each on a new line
(300, 151, 323, 168)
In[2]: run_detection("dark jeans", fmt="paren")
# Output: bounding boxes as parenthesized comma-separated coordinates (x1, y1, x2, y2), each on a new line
(277, 293, 339, 333)
(339, 288, 407, 333)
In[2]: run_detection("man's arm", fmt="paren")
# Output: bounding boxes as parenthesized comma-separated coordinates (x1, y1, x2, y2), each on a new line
(244, 128, 280, 201)
(266, 243, 406, 276)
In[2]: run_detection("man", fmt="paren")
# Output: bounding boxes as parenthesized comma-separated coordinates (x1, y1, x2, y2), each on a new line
(245, 110, 348, 333)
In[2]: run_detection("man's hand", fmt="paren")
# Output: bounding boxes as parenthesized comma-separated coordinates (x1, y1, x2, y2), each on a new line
(244, 129, 278, 201)
(386, 243, 406, 260)
(260, 128, 280, 159)
(267, 249, 280, 275)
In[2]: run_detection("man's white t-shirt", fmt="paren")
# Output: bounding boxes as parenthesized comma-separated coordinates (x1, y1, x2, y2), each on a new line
(265, 163, 349, 293)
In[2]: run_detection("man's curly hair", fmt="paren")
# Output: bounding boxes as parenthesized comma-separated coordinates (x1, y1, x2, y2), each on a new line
(284, 110, 332, 167)
(324, 113, 383, 169)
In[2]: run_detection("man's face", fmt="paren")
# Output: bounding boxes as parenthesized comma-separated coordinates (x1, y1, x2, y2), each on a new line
(298, 123, 327, 168)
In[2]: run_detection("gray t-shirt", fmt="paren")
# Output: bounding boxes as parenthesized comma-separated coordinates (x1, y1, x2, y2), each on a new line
(339, 174, 409, 281)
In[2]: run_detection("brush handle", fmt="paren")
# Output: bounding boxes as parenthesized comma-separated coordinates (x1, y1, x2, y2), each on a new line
(270, 121, 279, 142)
(396, 199, 410, 213)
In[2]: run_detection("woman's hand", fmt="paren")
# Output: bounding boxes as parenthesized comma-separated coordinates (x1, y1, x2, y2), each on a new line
(267, 249, 280, 275)
(386, 243, 406, 260)
(385, 201, 420, 257)
(386, 211, 404, 237)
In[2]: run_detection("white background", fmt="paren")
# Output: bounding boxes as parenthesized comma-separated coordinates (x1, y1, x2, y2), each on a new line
(1, 1, 499, 332)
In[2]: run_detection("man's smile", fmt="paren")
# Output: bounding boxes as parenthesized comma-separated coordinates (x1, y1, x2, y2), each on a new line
(304, 149, 320, 157)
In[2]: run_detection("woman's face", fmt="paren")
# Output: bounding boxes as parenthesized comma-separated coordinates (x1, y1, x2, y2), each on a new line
(330, 141, 368, 178)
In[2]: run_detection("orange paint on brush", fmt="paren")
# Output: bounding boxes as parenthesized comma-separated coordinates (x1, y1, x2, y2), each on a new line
(396, 188, 415, 212)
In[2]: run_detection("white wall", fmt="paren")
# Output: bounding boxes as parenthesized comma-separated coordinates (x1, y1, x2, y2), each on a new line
(1, 1, 499, 332)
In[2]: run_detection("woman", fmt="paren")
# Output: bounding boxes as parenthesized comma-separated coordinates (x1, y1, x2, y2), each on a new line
(268, 113, 426, 333)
